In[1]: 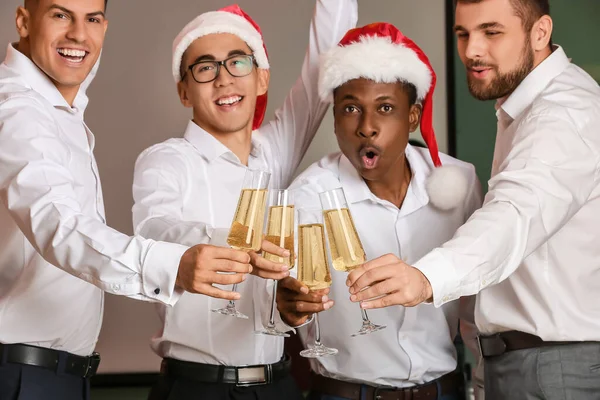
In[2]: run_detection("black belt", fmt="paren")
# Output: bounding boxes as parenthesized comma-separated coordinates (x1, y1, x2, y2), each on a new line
(478, 331, 585, 358)
(311, 370, 464, 400)
(0, 343, 100, 378)
(160, 356, 291, 387)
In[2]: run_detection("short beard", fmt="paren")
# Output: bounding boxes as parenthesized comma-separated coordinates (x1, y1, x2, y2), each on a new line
(466, 40, 534, 101)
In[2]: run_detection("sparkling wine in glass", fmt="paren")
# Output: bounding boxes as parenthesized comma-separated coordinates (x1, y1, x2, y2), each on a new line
(319, 187, 386, 336)
(212, 168, 270, 319)
(256, 189, 294, 337)
(297, 208, 338, 358)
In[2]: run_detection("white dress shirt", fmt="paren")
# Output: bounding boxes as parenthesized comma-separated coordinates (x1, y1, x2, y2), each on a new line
(415, 46, 600, 341)
(0, 45, 189, 356)
(288, 147, 482, 387)
(132, 0, 358, 366)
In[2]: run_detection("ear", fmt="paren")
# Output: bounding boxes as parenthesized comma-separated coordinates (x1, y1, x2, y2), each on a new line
(408, 103, 422, 133)
(531, 15, 553, 51)
(16, 6, 31, 39)
(256, 69, 270, 96)
(177, 80, 193, 108)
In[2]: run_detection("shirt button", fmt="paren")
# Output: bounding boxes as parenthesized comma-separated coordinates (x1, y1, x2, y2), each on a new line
(112, 284, 120, 291)
(482, 280, 487, 286)
(442, 296, 450, 302)
(154, 288, 161, 295)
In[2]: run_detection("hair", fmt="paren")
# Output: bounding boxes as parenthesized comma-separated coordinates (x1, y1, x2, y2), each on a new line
(400, 81, 418, 106)
(456, 0, 550, 34)
(25, 0, 108, 11)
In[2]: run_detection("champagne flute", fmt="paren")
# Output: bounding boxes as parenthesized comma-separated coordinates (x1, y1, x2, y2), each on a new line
(212, 168, 270, 319)
(255, 189, 294, 337)
(319, 187, 386, 336)
(297, 207, 338, 358)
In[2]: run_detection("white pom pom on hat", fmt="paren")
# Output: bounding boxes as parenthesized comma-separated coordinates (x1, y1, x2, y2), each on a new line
(319, 22, 468, 210)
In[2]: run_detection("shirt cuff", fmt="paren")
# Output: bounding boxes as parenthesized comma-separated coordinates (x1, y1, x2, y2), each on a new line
(413, 250, 461, 307)
(142, 240, 189, 306)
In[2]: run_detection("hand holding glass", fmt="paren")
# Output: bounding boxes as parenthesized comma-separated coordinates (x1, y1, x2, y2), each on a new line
(297, 208, 338, 358)
(256, 189, 294, 337)
(319, 187, 386, 336)
(212, 169, 270, 319)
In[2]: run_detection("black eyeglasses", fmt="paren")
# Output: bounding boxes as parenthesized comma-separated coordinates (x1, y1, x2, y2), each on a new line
(183, 54, 256, 83)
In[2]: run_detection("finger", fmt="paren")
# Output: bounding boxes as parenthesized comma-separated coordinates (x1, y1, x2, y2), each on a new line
(251, 253, 290, 273)
(290, 300, 335, 314)
(350, 279, 396, 302)
(358, 293, 406, 310)
(190, 283, 242, 300)
(209, 272, 248, 286)
(211, 259, 253, 274)
(348, 264, 398, 294)
(210, 246, 252, 263)
(278, 277, 309, 294)
(253, 270, 290, 280)
(346, 253, 400, 287)
(261, 239, 291, 258)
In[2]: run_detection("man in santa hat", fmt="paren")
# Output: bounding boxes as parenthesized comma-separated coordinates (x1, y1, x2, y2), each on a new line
(347, 1, 600, 399)
(277, 23, 483, 400)
(131, 2, 357, 399)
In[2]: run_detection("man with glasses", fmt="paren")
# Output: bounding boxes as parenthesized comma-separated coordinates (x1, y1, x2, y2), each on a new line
(131, 2, 357, 399)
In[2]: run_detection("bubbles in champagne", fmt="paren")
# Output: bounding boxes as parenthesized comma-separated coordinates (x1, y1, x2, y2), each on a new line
(323, 208, 366, 271)
(263, 205, 295, 267)
(227, 189, 268, 251)
(298, 223, 332, 290)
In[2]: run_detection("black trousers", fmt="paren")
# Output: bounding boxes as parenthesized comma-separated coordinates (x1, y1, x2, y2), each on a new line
(148, 373, 305, 400)
(0, 362, 89, 400)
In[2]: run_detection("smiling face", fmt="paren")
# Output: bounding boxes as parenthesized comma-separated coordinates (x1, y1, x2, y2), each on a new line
(333, 78, 421, 183)
(454, 0, 535, 100)
(16, 0, 108, 103)
(177, 33, 269, 137)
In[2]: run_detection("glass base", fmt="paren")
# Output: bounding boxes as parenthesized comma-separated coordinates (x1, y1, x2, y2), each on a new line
(300, 343, 338, 358)
(255, 326, 290, 338)
(351, 321, 386, 337)
(211, 303, 249, 319)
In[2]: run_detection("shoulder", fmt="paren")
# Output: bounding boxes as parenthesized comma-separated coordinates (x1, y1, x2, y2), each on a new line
(135, 138, 191, 171)
(289, 152, 344, 208)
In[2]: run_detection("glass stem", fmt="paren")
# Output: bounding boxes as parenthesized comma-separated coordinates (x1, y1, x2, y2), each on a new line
(314, 314, 322, 346)
(267, 279, 278, 328)
(229, 284, 238, 306)
(360, 307, 370, 323)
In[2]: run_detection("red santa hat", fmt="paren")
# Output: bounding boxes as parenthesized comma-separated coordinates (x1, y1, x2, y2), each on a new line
(319, 23, 468, 210)
(172, 4, 269, 130)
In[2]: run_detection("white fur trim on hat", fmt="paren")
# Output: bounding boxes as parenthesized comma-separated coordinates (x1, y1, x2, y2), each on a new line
(172, 10, 269, 83)
(425, 165, 470, 211)
(319, 35, 431, 101)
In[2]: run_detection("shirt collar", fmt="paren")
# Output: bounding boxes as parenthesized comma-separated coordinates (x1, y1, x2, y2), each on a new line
(338, 145, 429, 214)
(499, 45, 571, 120)
(183, 120, 263, 164)
(4, 43, 94, 112)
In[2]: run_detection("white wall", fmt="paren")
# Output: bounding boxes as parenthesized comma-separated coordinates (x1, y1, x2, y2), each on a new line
(0, 0, 447, 374)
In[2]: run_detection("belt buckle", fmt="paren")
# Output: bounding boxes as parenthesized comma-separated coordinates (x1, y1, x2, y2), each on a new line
(83, 352, 101, 379)
(236, 364, 272, 387)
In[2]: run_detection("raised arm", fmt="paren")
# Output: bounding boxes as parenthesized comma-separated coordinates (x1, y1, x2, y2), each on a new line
(257, 0, 358, 186)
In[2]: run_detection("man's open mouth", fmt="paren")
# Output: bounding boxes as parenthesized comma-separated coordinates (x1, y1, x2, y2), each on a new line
(215, 95, 243, 107)
(359, 147, 381, 169)
(57, 48, 88, 64)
